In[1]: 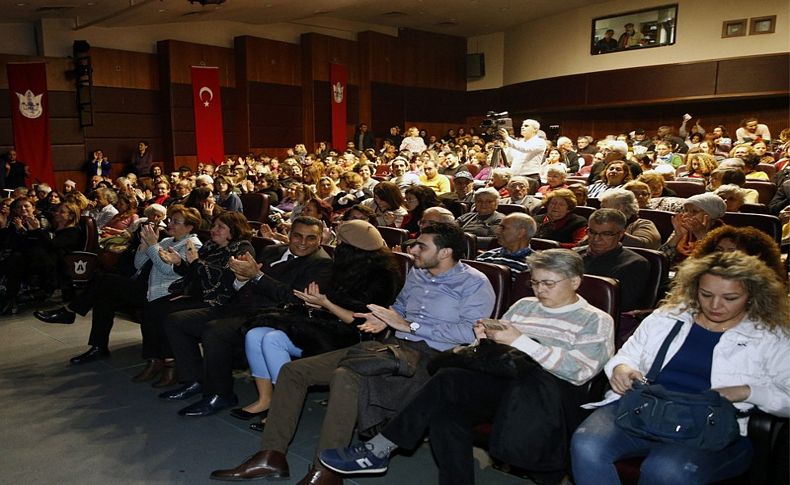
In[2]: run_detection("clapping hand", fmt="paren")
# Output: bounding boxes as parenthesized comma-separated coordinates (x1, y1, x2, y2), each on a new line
(140, 224, 159, 247)
(202, 198, 215, 216)
(293, 282, 328, 309)
(229, 252, 261, 281)
(158, 247, 183, 266)
(185, 239, 199, 263)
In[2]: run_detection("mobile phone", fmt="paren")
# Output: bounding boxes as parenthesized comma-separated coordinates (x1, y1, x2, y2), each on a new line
(480, 319, 506, 331)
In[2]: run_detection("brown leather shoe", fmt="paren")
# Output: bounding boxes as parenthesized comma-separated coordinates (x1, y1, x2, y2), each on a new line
(132, 359, 164, 382)
(296, 465, 343, 485)
(209, 450, 290, 481)
(151, 362, 177, 388)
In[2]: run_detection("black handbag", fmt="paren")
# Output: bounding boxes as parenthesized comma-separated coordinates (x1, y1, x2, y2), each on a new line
(426, 338, 540, 380)
(614, 320, 743, 451)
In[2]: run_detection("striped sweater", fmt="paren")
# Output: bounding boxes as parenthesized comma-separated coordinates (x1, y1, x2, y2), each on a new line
(503, 295, 614, 385)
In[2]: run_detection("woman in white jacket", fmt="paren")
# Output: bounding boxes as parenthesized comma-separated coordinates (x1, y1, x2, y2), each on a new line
(571, 251, 790, 485)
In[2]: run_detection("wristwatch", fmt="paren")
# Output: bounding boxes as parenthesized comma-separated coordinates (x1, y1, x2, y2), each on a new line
(409, 322, 421, 334)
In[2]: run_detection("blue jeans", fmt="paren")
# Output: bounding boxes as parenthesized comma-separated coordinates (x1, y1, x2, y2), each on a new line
(244, 327, 303, 384)
(570, 402, 752, 485)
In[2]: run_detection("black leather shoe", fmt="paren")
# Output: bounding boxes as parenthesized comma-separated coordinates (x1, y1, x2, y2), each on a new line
(230, 407, 269, 421)
(249, 421, 265, 432)
(34, 307, 76, 324)
(178, 394, 239, 417)
(69, 346, 110, 365)
(158, 382, 202, 401)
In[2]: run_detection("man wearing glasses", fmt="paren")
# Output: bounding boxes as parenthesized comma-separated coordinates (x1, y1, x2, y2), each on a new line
(576, 208, 649, 313)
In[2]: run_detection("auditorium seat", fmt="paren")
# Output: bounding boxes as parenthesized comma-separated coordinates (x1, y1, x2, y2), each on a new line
(756, 163, 777, 180)
(665, 179, 705, 198)
(738, 203, 770, 214)
(497, 204, 527, 215)
(461, 259, 511, 318)
(638, 209, 674, 243)
(574, 205, 596, 220)
(239, 192, 269, 223)
(530, 238, 561, 251)
(743, 180, 777, 204)
(722, 212, 782, 243)
(392, 250, 414, 281)
(377, 226, 410, 248)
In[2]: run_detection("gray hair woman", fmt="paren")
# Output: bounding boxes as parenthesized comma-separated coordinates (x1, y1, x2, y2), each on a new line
(600, 188, 661, 249)
(714, 184, 746, 213)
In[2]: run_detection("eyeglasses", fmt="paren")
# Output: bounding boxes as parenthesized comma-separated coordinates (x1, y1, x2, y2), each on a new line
(587, 229, 622, 238)
(166, 218, 185, 225)
(529, 277, 570, 289)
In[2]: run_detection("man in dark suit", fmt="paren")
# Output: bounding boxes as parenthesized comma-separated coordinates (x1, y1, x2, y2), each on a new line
(159, 216, 333, 417)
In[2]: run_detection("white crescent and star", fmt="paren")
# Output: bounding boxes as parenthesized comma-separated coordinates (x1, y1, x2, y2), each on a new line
(198, 86, 214, 107)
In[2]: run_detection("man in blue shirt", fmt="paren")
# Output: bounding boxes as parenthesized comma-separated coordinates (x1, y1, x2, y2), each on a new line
(210, 222, 495, 484)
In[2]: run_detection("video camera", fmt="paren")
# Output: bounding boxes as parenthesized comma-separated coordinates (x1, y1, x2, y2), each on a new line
(479, 111, 513, 140)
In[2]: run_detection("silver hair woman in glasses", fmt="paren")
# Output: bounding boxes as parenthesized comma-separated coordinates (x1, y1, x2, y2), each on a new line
(319, 249, 614, 484)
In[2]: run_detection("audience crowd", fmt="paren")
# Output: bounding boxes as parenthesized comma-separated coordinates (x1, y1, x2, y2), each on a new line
(1, 114, 789, 485)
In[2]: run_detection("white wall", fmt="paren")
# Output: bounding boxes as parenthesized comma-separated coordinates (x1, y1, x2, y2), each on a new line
(467, 32, 504, 91)
(501, 0, 790, 85)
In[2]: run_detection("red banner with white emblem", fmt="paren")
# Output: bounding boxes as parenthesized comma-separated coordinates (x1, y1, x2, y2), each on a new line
(330, 63, 347, 152)
(6, 62, 55, 187)
(191, 66, 225, 165)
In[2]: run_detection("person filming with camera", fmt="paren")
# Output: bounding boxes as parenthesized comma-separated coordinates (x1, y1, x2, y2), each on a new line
(499, 119, 546, 185)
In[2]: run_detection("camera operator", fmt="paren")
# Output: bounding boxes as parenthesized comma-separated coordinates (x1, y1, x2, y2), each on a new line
(499, 119, 546, 185)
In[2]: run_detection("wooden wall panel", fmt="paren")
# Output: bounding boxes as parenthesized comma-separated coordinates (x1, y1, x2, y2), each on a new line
(164, 40, 235, 87)
(90, 47, 158, 90)
(587, 62, 718, 105)
(399, 29, 465, 91)
(53, 146, 92, 172)
(249, 82, 303, 148)
(238, 36, 301, 86)
(716, 54, 790, 96)
(371, 82, 404, 137)
(303, 33, 359, 84)
(361, 31, 403, 85)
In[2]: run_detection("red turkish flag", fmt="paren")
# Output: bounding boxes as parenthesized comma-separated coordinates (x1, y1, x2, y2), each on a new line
(330, 64, 347, 152)
(191, 66, 225, 164)
(6, 62, 55, 186)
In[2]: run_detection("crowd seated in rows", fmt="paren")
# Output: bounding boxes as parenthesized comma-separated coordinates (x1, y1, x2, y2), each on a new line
(1, 112, 788, 484)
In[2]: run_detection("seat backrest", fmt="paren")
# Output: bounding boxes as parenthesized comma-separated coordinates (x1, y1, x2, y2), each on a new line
(497, 204, 527, 215)
(624, 247, 669, 309)
(239, 193, 270, 223)
(756, 163, 777, 180)
(464, 163, 481, 177)
(392, 250, 414, 281)
(586, 197, 601, 208)
(566, 176, 589, 185)
(475, 235, 499, 252)
(377, 226, 410, 249)
(665, 180, 705, 198)
(251, 236, 278, 255)
(461, 259, 511, 318)
(79, 215, 98, 253)
(463, 232, 477, 259)
(510, 271, 620, 321)
(574, 205, 596, 220)
(721, 212, 782, 243)
(738, 203, 770, 214)
(638, 208, 675, 243)
(530, 237, 560, 250)
(743, 180, 777, 205)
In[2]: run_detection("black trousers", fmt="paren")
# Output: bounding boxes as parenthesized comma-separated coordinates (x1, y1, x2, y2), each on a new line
(163, 306, 247, 396)
(68, 272, 147, 349)
(141, 295, 211, 360)
(381, 368, 511, 485)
